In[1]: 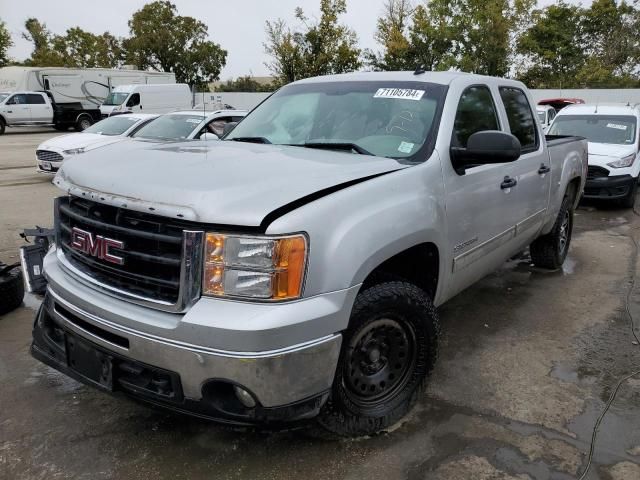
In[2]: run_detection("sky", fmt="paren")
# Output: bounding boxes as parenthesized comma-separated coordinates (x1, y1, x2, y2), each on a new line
(1, 0, 592, 80)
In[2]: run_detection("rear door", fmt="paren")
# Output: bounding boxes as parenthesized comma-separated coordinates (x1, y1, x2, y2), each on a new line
(2, 93, 31, 122)
(498, 87, 551, 246)
(26, 93, 51, 122)
(442, 84, 519, 296)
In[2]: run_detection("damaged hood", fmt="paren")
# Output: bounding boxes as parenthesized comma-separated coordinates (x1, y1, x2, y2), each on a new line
(54, 139, 406, 226)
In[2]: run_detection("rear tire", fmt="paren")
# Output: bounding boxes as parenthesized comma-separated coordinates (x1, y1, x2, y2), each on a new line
(75, 116, 92, 131)
(0, 263, 24, 316)
(317, 281, 440, 437)
(619, 181, 638, 209)
(530, 195, 573, 269)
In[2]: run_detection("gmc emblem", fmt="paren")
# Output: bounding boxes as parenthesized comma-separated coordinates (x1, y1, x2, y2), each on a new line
(70, 227, 125, 265)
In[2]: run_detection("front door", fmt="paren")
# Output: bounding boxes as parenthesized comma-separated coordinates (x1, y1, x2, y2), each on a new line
(2, 94, 31, 123)
(442, 85, 520, 298)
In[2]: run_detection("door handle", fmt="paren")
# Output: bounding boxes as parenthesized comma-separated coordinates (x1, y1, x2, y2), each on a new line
(501, 176, 517, 189)
(7, 110, 12, 113)
(538, 163, 551, 175)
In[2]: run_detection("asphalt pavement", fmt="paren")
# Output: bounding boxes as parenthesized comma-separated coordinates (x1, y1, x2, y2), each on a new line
(1, 128, 639, 480)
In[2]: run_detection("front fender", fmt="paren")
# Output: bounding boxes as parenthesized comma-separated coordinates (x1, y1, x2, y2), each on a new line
(267, 158, 447, 303)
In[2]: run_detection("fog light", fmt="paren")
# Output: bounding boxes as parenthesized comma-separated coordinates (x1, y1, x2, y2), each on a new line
(233, 385, 256, 408)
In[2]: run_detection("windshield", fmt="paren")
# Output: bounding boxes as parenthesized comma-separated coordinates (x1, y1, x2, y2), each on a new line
(83, 116, 142, 136)
(0, 93, 9, 103)
(103, 92, 129, 106)
(549, 114, 637, 145)
(537, 111, 546, 123)
(132, 113, 204, 140)
(226, 81, 448, 160)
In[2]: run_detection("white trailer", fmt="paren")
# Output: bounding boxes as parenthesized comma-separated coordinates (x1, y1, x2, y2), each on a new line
(0, 67, 176, 109)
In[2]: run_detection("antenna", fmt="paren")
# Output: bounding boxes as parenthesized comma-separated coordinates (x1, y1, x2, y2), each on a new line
(414, 64, 426, 75)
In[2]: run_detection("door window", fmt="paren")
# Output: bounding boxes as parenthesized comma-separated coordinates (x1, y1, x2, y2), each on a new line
(7, 94, 27, 105)
(499, 87, 538, 153)
(126, 93, 140, 107)
(452, 86, 500, 148)
(26, 94, 46, 104)
(202, 116, 234, 137)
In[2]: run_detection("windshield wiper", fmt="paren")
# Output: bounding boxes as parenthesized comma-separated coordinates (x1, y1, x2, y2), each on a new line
(300, 142, 374, 156)
(230, 137, 272, 144)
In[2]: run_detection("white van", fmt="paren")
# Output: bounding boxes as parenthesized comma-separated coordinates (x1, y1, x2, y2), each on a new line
(100, 84, 192, 117)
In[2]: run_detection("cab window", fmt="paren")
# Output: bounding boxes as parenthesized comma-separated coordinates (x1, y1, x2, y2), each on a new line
(452, 86, 500, 148)
(499, 87, 538, 153)
(127, 93, 140, 107)
(7, 94, 26, 105)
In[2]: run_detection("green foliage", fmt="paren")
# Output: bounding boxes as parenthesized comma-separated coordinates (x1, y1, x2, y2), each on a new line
(264, 0, 361, 86)
(22, 19, 122, 68)
(216, 76, 274, 92)
(518, 0, 640, 88)
(124, 1, 227, 88)
(0, 19, 12, 68)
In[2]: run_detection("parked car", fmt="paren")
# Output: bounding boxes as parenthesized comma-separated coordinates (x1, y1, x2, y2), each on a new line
(130, 109, 247, 141)
(27, 71, 586, 436)
(548, 103, 640, 207)
(0, 90, 101, 134)
(35, 113, 158, 175)
(536, 104, 556, 131)
(538, 98, 585, 111)
(100, 84, 192, 117)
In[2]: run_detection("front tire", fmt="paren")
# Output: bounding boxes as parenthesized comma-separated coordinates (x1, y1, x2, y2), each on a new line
(0, 118, 5, 135)
(0, 263, 24, 316)
(317, 281, 440, 436)
(530, 195, 573, 269)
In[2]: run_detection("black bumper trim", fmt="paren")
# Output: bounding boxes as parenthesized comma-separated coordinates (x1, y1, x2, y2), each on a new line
(31, 303, 328, 427)
(584, 174, 635, 200)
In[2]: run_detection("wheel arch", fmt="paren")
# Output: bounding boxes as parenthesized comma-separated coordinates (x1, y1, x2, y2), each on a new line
(359, 242, 440, 301)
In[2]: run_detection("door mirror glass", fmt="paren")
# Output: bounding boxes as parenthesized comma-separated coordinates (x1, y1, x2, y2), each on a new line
(451, 130, 521, 174)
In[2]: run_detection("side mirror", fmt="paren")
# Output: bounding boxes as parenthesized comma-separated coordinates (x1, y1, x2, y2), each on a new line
(222, 122, 238, 137)
(200, 132, 219, 141)
(451, 130, 521, 174)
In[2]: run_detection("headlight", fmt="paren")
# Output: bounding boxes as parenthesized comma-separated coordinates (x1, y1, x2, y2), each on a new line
(62, 148, 85, 155)
(203, 233, 308, 300)
(607, 154, 636, 168)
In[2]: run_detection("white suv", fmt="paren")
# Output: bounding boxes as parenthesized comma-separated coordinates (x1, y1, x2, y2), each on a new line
(548, 104, 640, 208)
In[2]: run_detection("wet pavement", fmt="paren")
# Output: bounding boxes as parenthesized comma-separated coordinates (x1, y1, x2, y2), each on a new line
(1, 130, 640, 479)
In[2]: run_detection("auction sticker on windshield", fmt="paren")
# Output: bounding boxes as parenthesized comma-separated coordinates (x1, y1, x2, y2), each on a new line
(607, 123, 628, 130)
(374, 88, 425, 101)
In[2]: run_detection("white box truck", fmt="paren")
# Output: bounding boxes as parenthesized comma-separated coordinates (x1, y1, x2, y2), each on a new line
(100, 84, 192, 117)
(0, 67, 175, 133)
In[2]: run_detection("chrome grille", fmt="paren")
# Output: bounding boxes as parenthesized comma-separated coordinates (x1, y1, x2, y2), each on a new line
(56, 196, 204, 312)
(36, 150, 64, 163)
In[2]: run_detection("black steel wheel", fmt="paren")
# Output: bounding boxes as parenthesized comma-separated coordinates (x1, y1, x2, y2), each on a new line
(318, 281, 440, 437)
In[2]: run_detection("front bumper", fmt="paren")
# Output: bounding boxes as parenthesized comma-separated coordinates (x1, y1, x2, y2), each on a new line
(32, 291, 342, 425)
(584, 174, 636, 200)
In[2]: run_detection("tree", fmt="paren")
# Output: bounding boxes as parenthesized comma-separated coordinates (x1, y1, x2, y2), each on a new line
(22, 18, 64, 66)
(53, 28, 123, 68)
(408, 0, 460, 72)
(264, 0, 361, 85)
(124, 1, 227, 87)
(366, 0, 415, 71)
(0, 19, 12, 68)
(516, 3, 587, 88)
(216, 75, 274, 92)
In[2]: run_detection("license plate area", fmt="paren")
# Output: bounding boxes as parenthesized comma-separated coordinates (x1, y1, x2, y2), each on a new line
(66, 334, 114, 391)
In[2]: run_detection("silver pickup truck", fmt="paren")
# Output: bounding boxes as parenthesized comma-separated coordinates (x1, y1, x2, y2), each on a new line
(30, 71, 587, 436)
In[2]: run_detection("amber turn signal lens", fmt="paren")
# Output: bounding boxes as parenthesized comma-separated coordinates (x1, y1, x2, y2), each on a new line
(274, 236, 306, 299)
